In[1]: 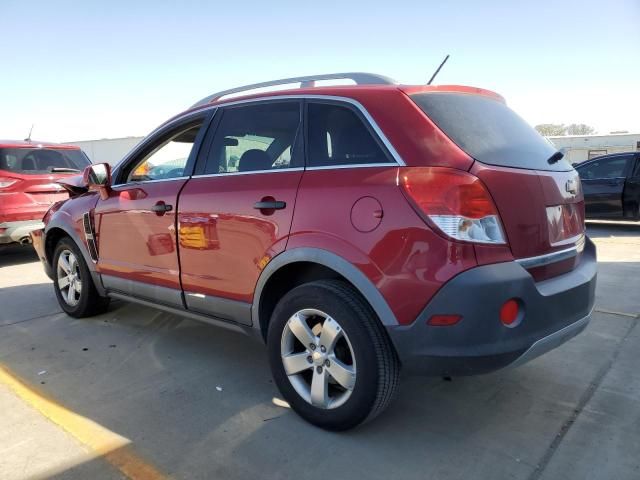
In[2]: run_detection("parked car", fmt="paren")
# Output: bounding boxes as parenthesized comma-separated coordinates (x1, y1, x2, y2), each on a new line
(574, 152, 640, 220)
(0, 140, 91, 247)
(31, 73, 597, 430)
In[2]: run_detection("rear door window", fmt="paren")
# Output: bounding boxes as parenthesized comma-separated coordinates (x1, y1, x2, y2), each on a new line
(411, 92, 572, 172)
(203, 101, 301, 174)
(577, 156, 632, 180)
(307, 102, 391, 167)
(0, 148, 91, 174)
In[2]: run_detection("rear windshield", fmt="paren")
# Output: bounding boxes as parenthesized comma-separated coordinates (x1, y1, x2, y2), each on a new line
(0, 148, 91, 174)
(411, 92, 572, 172)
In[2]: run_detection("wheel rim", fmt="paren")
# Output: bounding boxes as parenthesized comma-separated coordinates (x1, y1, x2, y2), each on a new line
(280, 308, 357, 409)
(56, 249, 82, 307)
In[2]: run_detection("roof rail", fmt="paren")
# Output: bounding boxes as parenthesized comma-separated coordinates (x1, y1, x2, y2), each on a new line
(190, 72, 396, 108)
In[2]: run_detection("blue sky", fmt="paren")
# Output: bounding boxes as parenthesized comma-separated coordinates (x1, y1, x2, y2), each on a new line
(1, 0, 638, 142)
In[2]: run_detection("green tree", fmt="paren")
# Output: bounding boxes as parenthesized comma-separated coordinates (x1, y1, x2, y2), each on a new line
(534, 124, 566, 136)
(565, 123, 596, 135)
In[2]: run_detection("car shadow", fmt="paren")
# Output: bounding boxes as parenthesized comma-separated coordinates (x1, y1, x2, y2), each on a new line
(1, 257, 638, 479)
(0, 244, 39, 267)
(586, 220, 640, 238)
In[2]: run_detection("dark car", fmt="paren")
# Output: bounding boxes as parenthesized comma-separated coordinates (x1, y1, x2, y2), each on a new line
(575, 152, 640, 220)
(31, 73, 596, 430)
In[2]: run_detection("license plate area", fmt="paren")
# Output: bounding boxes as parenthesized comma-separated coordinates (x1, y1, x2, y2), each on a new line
(546, 201, 585, 246)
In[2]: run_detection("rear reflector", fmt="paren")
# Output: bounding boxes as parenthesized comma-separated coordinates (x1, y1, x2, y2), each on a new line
(427, 314, 462, 326)
(400, 168, 506, 244)
(500, 299, 520, 326)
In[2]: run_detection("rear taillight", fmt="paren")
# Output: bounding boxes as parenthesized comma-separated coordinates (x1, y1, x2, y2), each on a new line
(400, 167, 506, 245)
(0, 177, 20, 189)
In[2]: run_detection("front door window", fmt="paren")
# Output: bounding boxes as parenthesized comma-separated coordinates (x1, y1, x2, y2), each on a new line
(126, 123, 202, 183)
(578, 157, 630, 180)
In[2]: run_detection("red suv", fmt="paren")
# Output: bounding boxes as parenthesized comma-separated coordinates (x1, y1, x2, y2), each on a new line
(0, 140, 91, 247)
(31, 73, 597, 430)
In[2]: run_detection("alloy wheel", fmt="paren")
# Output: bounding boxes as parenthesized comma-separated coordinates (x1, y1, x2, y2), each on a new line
(56, 249, 82, 307)
(280, 308, 357, 409)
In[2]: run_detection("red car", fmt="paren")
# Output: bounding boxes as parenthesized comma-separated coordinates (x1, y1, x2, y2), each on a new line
(31, 73, 597, 430)
(0, 140, 91, 247)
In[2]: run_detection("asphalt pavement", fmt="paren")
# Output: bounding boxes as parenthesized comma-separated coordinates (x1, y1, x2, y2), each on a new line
(0, 222, 638, 480)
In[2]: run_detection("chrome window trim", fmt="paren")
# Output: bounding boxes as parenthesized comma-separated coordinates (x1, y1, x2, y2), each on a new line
(515, 242, 584, 270)
(111, 176, 190, 189)
(191, 167, 304, 179)
(305, 163, 398, 171)
(189, 163, 398, 180)
(197, 94, 406, 167)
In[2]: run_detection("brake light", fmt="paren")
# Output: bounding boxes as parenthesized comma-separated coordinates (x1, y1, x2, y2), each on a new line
(0, 177, 20, 189)
(400, 167, 506, 244)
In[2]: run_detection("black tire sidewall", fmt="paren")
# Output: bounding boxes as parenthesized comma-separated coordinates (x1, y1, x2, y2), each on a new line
(52, 238, 96, 317)
(267, 281, 381, 430)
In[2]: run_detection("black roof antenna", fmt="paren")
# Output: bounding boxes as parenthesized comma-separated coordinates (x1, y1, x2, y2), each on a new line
(427, 54, 450, 85)
(24, 124, 34, 142)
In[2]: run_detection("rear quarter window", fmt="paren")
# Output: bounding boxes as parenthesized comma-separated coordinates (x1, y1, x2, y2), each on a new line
(411, 93, 572, 172)
(307, 102, 391, 167)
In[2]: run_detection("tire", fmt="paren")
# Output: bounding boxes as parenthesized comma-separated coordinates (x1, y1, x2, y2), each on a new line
(52, 237, 109, 318)
(267, 279, 400, 430)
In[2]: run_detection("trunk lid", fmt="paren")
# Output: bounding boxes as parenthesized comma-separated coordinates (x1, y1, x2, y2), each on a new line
(21, 173, 72, 204)
(0, 146, 90, 208)
(410, 91, 585, 279)
(471, 162, 584, 259)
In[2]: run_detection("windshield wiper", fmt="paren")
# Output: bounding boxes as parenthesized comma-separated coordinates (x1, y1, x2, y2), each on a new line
(50, 167, 81, 173)
(547, 151, 564, 165)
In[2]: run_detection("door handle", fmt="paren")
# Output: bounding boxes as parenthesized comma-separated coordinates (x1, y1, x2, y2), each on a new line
(254, 200, 286, 210)
(151, 202, 173, 215)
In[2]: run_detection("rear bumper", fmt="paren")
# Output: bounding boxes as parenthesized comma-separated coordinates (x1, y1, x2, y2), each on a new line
(387, 237, 597, 376)
(0, 220, 44, 245)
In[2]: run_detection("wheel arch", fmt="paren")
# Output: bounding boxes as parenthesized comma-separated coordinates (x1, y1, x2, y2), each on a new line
(44, 215, 106, 296)
(44, 227, 71, 267)
(252, 247, 398, 341)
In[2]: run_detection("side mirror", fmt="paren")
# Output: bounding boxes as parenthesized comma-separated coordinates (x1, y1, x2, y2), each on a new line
(83, 163, 112, 200)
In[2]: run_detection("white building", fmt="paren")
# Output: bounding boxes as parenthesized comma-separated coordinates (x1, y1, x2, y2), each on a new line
(548, 133, 640, 164)
(66, 136, 144, 165)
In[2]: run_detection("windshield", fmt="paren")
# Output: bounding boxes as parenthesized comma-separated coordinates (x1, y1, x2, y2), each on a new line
(0, 148, 91, 174)
(411, 92, 573, 172)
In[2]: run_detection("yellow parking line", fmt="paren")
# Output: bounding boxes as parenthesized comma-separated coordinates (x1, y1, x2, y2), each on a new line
(0, 364, 167, 480)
